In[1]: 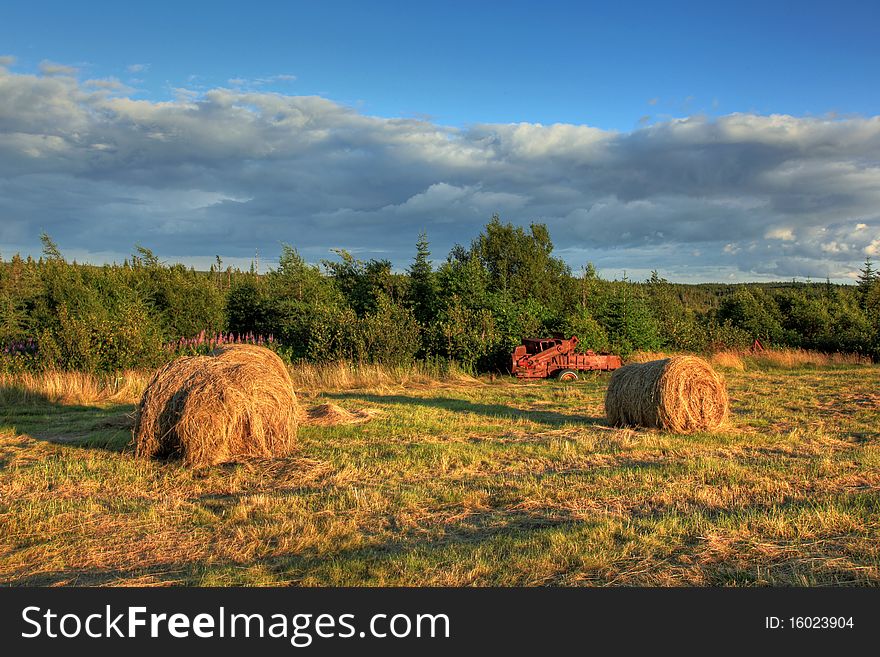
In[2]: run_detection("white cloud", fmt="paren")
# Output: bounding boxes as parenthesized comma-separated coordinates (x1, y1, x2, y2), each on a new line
(126, 63, 148, 73)
(0, 66, 879, 281)
(227, 74, 297, 88)
(84, 77, 132, 93)
(0, 55, 16, 68)
(765, 227, 795, 241)
(38, 60, 78, 76)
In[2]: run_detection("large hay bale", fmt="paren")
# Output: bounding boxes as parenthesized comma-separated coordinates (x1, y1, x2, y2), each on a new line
(210, 343, 291, 382)
(134, 346, 298, 466)
(133, 355, 208, 460)
(604, 355, 728, 433)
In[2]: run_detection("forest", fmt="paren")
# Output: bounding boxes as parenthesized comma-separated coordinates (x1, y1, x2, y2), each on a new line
(2, 215, 879, 373)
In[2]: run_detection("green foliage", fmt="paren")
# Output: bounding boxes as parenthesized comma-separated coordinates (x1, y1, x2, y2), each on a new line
(703, 320, 753, 351)
(322, 249, 402, 316)
(259, 245, 345, 355)
(778, 290, 832, 348)
(562, 307, 610, 352)
(436, 247, 489, 306)
(359, 294, 421, 366)
(599, 279, 662, 356)
(303, 303, 362, 363)
(407, 232, 437, 327)
(433, 296, 498, 368)
(644, 272, 707, 351)
(858, 257, 877, 309)
(484, 293, 556, 369)
(153, 265, 226, 339)
(472, 214, 572, 307)
(226, 279, 268, 337)
(717, 287, 785, 344)
(828, 292, 873, 355)
(3, 223, 879, 372)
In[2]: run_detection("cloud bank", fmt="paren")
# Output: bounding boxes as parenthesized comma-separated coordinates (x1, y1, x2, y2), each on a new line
(1, 66, 878, 281)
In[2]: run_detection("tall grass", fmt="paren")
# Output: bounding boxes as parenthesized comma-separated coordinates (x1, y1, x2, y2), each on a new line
(0, 348, 870, 407)
(288, 359, 480, 391)
(709, 352, 746, 371)
(632, 348, 871, 371)
(711, 348, 871, 371)
(0, 360, 481, 406)
(0, 370, 149, 406)
(626, 351, 672, 364)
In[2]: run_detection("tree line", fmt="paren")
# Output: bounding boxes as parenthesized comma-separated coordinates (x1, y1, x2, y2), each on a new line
(2, 216, 879, 373)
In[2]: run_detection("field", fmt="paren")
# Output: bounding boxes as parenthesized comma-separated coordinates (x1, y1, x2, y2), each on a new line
(1, 357, 879, 586)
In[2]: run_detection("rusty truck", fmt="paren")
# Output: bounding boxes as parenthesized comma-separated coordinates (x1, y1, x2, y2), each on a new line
(511, 335, 622, 380)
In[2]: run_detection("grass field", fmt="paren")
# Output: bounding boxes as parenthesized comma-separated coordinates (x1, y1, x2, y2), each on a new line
(1, 359, 879, 586)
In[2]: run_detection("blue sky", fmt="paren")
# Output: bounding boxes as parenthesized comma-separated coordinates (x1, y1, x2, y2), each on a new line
(1, 0, 879, 281)
(5, 0, 878, 129)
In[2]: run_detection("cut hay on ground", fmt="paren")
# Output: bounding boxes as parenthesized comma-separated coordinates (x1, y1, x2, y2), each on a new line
(306, 403, 376, 426)
(134, 346, 298, 467)
(605, 355, 728, 433)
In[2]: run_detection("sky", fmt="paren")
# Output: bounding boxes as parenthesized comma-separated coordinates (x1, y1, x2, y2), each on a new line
(1, 0, 879, 282)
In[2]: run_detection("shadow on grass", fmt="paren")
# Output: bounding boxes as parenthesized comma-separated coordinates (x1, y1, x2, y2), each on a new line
(0, 385, 133, 453)
(326, 392, 607, 427)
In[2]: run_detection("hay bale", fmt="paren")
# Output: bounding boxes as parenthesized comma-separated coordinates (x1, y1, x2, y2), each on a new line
(134, 346, 298, 466)
(210, 343, 291, 382)
(604, 355, 728, 433)
(133, 355, 208, 460)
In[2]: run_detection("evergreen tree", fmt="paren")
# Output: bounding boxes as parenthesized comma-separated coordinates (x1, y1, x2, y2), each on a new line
(40, 233, 64, 262)
(717, 287, 784, 344)
(857, 257, 876, 308)
(407, 232, 437, 326)
(600, 276, 662, 355)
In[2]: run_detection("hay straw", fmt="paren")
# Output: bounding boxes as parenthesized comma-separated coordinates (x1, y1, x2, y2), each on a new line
(604, 355, 728, 433)
(133, 356, 207, 460)
(305, 403, 376, 426)
(134, 346, 298, 467)
(210, 343, 291, 382)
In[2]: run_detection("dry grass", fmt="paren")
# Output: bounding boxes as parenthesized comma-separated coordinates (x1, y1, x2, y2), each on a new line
(133, 347, 298, 467)
(288, 360, 480, 391)
(0, 360, 479, 408)
(1, 361, 879, 587)
(746, 348, 872, 369)
(708, 348, 872, 371)
(626, 351, 673, 364)
(605, 356, 729, 433)
(0, 370, 148, 406)
(710, 352, 746, 371)
(305, 403, 376, 426)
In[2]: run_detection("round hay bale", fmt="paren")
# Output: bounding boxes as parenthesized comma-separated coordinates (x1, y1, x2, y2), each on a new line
(133, 355, 209, 460)
(210, 343, 291, 383)
(604, 355, 728, 433)
(134, 346, 298, 466)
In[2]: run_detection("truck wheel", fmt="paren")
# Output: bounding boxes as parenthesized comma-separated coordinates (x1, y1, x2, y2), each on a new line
(557, 369, 578, 382)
